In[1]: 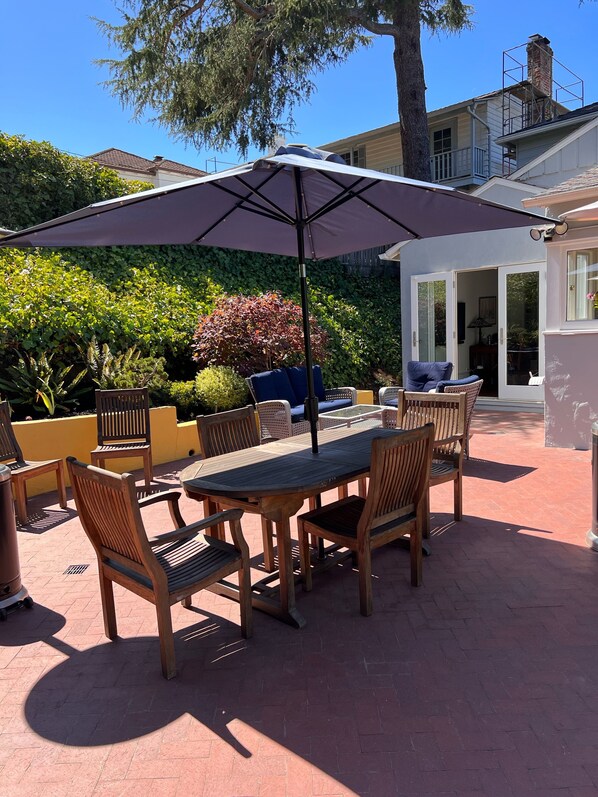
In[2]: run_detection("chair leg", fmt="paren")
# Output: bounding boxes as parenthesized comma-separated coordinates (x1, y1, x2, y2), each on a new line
(181, 596, 192, 608)
(237, 553, 253, 640)
(261, 518, 276, 573)
(454, 474, 462, 521)
(155, 597, 177, 680)
(410, 520, 423, 587)
(358, 546, 373, 617)
(144, 449, 153, 489)
(358, 478, 368, 498)
(13, 478, 28, 524)
(423, 489, 431, 539)
(298, 521, 313, 592)
(338, 484, 348, 500)
(55, 460, 67, 509)
(99, 572, 118, 639)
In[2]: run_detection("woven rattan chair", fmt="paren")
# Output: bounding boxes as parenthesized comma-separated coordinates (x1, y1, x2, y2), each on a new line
(0, 401, 67, 524)
(382, 391, 466, 537)
(67, 457, 252, 680)
(196, 406, 276, 571)
(441, 379, 483, 459)
(298, 425, 434, 616)
(91, 388, 152, 489)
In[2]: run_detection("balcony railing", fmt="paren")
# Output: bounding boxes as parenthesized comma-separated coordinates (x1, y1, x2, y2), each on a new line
(430, 146, 488, 182)
(379, 147, 488, 183)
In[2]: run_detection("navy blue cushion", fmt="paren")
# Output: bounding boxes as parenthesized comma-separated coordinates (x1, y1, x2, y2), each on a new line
(289, 397, 352, 423)
(382, 396, 399, 408)
(249, 369, 296, 405)
(406, 361, 453, 392)
(436, 375, 480, 393)
(286, 365, 326, 403)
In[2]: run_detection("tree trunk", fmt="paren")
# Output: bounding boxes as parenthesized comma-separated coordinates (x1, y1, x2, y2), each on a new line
(392, 1, 431, 182)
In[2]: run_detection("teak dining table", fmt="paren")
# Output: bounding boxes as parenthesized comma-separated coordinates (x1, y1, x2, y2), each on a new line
(180, 422, 399, 629)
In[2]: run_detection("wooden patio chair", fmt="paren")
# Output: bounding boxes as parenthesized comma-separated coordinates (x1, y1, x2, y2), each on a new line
(382, 390, 466, 537)
(0, 400, 67, 524)
(91, 388, 152, 489)
(297, 425, 434, 616)
(196, 405, 276, 571)
(66, 457, 252, 680)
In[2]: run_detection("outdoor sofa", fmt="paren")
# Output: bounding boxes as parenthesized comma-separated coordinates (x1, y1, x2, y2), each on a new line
(247, 365, 357, 440)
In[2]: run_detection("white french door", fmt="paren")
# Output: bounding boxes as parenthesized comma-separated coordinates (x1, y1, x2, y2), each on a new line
(410, 272, 456, 365)
(498, 263, 546, 401)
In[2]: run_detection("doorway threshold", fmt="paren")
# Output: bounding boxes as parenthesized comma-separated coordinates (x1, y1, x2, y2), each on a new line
(476, 397, 544, 414)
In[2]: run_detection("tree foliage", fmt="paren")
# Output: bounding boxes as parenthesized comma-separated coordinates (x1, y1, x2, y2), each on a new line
(192, 292, 329, 376)
(98, 0, 472, 179)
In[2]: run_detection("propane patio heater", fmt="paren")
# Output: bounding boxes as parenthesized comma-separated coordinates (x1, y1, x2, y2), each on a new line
(0, 465, 33, 620)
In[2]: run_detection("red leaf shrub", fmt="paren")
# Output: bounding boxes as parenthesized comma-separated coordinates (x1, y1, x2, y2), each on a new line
(192, 292, 329, 375)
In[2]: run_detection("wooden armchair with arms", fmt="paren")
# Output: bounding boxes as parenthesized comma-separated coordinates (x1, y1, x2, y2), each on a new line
(382, 390, 466, 537)
(91, 388, 152, 489)
(297, 425, 434, 616)
(196, 405, 276, 572)
(437, 377, 483, 459)
(0, 401, 67, 524)
(67, 457, 252, 680)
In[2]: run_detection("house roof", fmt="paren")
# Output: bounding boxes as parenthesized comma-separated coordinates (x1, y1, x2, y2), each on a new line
(320, 89, 502, 150)
(87, 148, 207, 178)
(497, 101, 598, 145)
(539, 164, 598, 195)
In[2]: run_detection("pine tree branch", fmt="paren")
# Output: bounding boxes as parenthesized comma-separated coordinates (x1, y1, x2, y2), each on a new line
(343, 8, 400, 38)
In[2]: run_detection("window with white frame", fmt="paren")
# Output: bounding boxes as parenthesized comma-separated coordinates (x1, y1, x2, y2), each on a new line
(566, 248, 598, 321)
(339, 146, 366, 168)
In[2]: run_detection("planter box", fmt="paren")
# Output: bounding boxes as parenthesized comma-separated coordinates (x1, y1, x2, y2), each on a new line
(12, 406, 199, 498)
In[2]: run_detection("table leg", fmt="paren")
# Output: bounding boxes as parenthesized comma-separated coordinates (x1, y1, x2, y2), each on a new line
(272, 514, 306, 629)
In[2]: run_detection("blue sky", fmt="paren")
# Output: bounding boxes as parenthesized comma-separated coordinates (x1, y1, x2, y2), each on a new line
(2, 1, 597, 172)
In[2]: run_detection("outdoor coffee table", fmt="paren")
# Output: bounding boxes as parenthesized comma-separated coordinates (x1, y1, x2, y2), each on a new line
(318, 403, 383, 430)
(180, 422, 398, 629)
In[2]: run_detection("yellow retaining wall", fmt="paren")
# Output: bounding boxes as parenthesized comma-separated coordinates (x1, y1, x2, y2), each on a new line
(14, 392, 376, 499)
(12, 406, 200, 498)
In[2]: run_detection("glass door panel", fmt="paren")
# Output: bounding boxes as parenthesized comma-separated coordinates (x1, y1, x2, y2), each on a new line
(411, 273, 455, 364)
(498, 264, 545, 401)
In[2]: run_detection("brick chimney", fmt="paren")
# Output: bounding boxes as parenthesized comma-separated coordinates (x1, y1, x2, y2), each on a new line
(526, 34, 553, 98)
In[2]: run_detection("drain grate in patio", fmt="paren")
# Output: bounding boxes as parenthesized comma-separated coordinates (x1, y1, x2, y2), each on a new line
(63, 564, 90, 575)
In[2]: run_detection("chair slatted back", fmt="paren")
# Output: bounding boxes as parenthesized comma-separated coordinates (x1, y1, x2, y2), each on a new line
(196, 406, 260, 459)
(0, 401, 24, 464)
(96, 389, 151, 445)
(358, 425, 434, 536)
(399, 392, 466, 457)
(67, 457, 159, 580)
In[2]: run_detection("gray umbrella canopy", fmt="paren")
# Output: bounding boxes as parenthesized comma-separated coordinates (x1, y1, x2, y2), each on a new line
(0, 144, 553, 451)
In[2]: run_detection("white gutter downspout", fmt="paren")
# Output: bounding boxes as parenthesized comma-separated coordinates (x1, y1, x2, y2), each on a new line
(467, 101, 492, 179)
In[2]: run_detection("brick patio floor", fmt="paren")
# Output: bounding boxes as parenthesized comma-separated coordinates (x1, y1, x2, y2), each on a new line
(1, 411, 597, 797)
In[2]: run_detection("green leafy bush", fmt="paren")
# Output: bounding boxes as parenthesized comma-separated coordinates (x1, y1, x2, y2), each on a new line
(0, 133, 152, 230)
(0, 133, 403, 393)
(166, 380, 202, 421)
(195, 366, 249, 413)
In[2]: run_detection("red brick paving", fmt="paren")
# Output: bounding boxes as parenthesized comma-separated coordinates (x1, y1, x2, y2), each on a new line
(1, 411, 597, 796)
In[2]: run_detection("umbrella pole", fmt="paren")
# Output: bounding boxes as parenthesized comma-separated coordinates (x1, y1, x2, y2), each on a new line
(294, 167, 319, 454)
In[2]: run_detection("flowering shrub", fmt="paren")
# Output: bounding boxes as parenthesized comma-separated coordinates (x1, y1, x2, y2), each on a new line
(192, 292, 329, 376)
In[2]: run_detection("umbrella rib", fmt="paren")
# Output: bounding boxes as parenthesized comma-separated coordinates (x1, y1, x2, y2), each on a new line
(314, 172, 421, 239)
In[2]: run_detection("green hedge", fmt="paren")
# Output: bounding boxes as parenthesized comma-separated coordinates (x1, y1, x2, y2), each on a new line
(0, 133, 402, 394)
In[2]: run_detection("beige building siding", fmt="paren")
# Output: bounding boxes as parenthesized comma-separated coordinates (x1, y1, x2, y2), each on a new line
(363, 130, 402, 171)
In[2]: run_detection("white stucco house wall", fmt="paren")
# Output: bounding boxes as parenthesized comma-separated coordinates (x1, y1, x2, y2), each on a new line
(387, 108, 598, 450)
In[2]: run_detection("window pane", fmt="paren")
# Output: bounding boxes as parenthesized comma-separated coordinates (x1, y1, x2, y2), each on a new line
(567, 249, 598, 320)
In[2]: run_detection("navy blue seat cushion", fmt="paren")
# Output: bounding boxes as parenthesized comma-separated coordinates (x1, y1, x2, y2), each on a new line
(286, 365, 326, 403)
(249, 368, 296, 405)
(436, 375, 480, 393)
(406, 361, 453, 392)
(382, 396, 399, 408)
(289, 397, 352, 423)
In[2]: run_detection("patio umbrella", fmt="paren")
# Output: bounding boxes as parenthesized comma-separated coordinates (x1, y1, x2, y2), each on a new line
(0, 144, 554, 452)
